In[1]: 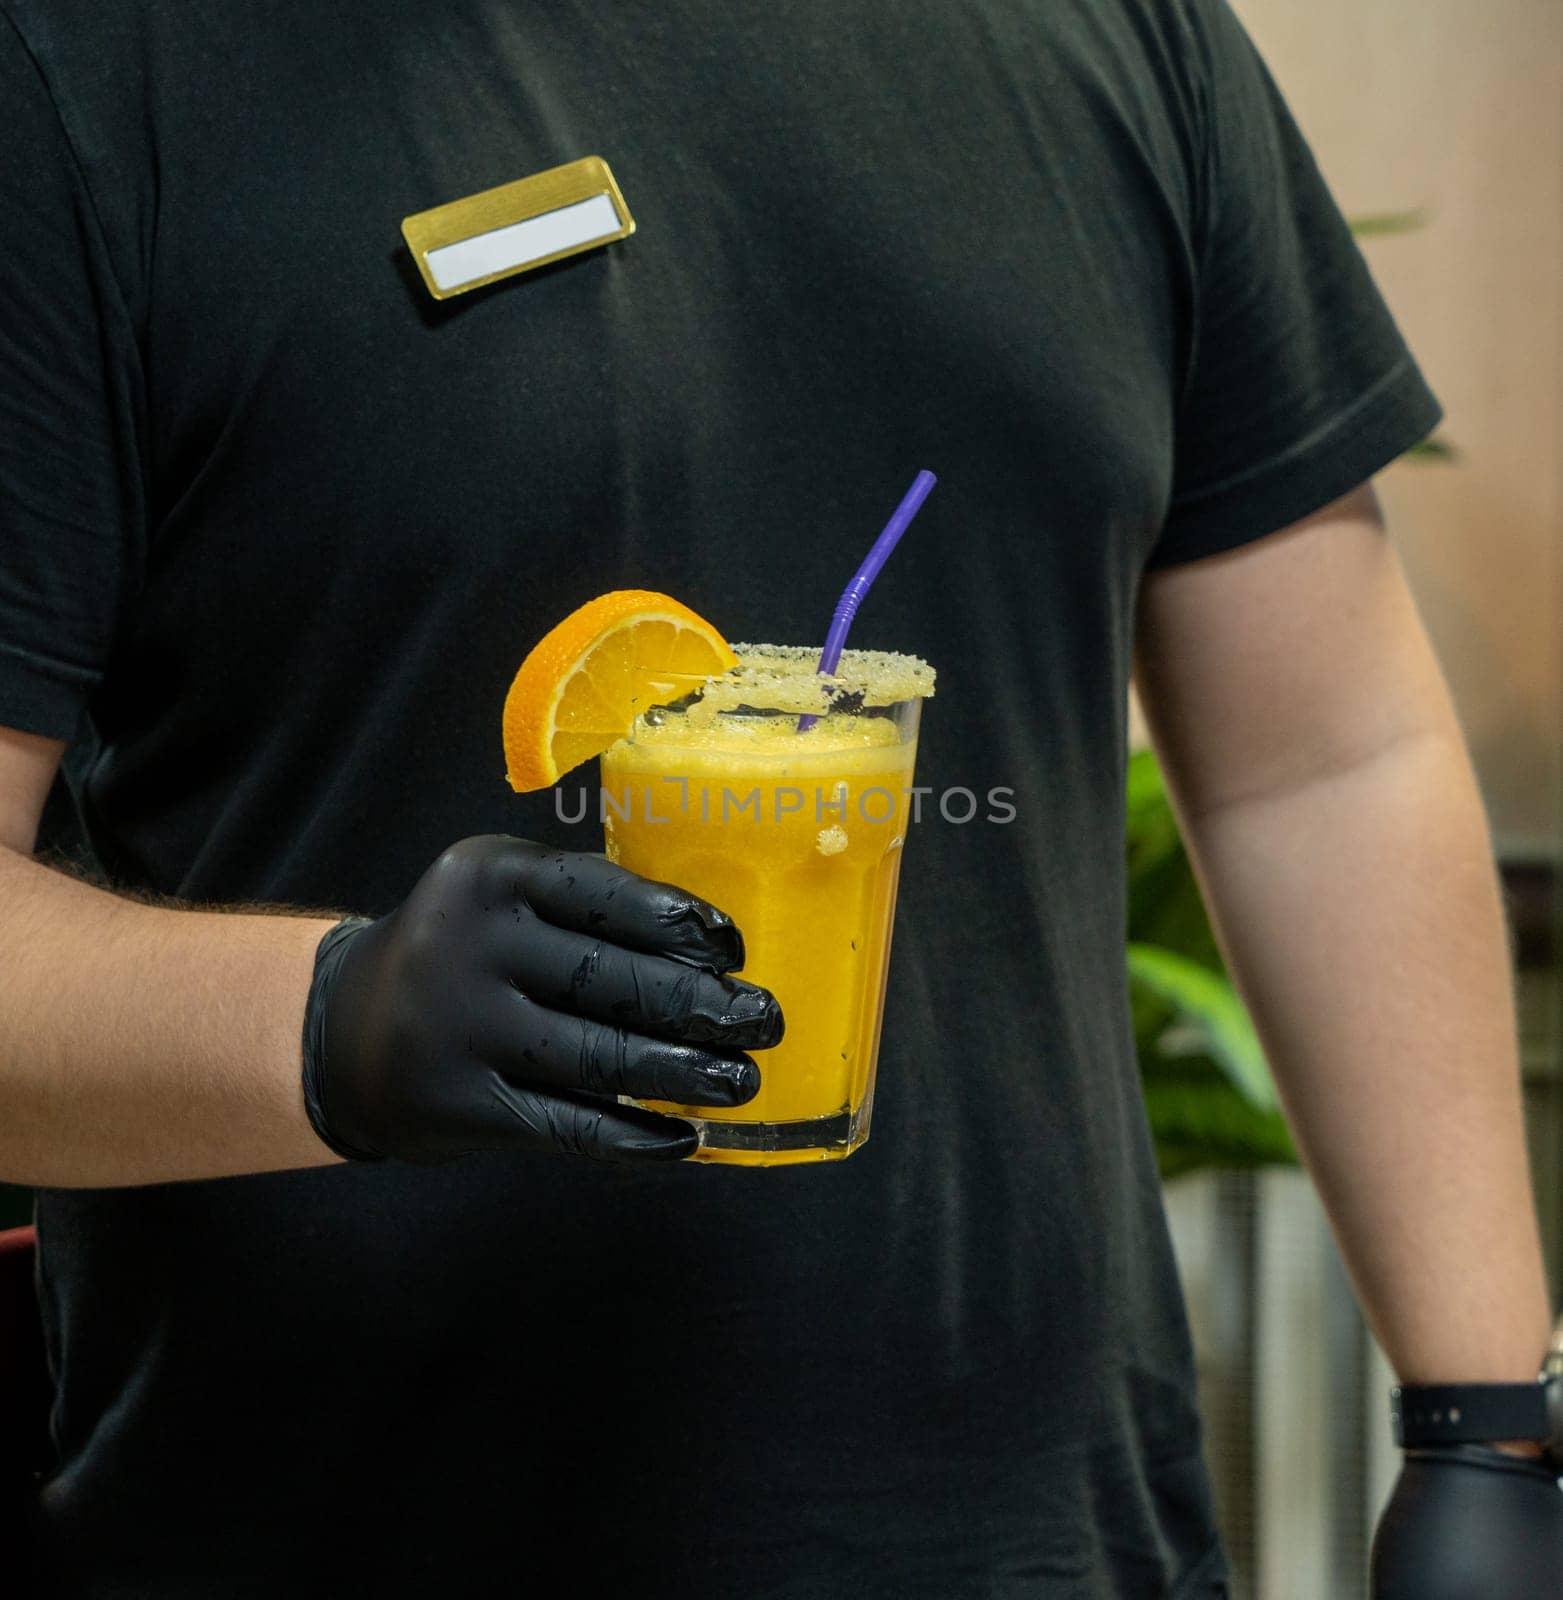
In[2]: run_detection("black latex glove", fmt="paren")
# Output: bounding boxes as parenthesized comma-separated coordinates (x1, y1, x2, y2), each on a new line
(301, 835, 783, 1164)
(1370, 1443, 1563, 1598)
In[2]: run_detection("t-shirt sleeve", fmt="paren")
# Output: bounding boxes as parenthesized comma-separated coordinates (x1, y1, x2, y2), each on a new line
(0, 9, 145, 739)
(1147, 0, 1444, 569)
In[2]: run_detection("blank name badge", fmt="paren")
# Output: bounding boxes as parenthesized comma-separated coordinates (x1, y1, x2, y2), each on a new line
(400, 155, 636, 300)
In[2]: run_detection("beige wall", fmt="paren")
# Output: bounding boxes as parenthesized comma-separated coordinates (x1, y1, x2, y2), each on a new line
(1230, 0, 1563, 854)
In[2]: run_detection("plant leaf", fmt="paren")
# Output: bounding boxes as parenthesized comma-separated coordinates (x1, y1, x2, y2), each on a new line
(1402, 436, 1457, 462)
(1348, 208, 1430, 237)
(1125, 747, 1169, 827)
(1142, 1058, 1297, 1179)
(1125, 752, 1225, 965)
(1127, 943, 1276, 1109)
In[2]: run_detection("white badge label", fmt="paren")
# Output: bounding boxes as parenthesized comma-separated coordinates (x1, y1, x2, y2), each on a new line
(401, 156, 636, 301)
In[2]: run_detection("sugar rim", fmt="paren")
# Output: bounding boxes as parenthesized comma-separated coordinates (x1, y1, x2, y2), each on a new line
(681, 643, 936, 715)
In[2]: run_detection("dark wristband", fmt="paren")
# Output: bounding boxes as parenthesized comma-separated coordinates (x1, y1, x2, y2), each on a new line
(1392, 1382, 1552, 1450)
(300, 916, 383, 1163)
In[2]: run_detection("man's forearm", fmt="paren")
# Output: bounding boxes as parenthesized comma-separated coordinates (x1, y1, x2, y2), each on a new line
(0, 847, 343, 1186)
(1176, 725, 1553, 1393)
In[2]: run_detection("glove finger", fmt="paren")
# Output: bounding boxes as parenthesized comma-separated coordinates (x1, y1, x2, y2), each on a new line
(462, 1074, 700, 1162)
(510, 843, 746, 971)
(480, 990, 762, 1107)
(502, 919, 783, 1048)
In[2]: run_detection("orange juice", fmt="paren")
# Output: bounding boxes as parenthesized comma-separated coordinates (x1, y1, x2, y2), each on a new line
(600, 646, 932, 1165)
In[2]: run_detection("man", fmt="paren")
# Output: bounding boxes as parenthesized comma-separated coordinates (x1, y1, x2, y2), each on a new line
(1, 0, 1557, 1594)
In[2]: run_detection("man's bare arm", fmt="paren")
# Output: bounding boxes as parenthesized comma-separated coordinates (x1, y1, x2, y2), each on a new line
(0, 725, 342, 1186)
(1134, 485, 1553, 1424)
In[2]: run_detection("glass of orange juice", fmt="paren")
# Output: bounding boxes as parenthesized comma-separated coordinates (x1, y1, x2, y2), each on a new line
(600, 645, 935, 1166)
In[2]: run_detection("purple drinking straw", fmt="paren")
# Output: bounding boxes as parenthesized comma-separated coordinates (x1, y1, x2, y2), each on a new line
(797, 469, 937, 731)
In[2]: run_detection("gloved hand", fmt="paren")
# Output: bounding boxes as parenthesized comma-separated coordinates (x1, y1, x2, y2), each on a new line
(1370, 1443, 1563, 1598)
(301, 835, 783, 1164)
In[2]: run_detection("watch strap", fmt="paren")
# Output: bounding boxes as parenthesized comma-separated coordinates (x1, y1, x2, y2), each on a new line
(1392, 1382, 1550, 1447)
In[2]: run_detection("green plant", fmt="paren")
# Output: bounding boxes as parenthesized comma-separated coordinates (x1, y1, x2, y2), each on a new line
(1127, 748, 1299, 1180)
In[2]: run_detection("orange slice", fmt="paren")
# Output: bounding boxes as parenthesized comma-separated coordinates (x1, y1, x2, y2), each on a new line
(503, 590, 738, 792)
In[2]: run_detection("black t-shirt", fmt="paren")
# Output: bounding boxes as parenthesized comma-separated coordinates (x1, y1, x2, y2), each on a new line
(1, 1, 1439, 1594)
